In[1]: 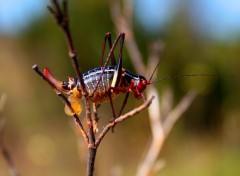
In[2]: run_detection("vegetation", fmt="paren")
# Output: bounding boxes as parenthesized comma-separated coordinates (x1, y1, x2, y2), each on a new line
(0, 0, 239, 175)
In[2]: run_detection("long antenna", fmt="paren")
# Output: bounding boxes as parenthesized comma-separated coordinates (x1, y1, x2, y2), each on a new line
(148, 45, 174, 83)
(151, 74, 239, 84)
(148, 61, 161, 83)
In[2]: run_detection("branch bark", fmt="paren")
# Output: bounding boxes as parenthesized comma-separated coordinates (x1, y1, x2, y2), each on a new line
(95, 96, 154, 147)
(33, 2, 156, 176)
(32, 65, 89, 144)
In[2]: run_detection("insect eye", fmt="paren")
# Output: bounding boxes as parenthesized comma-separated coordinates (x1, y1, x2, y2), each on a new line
(62, 82, 69, 90)
(142, 80, 147, 84)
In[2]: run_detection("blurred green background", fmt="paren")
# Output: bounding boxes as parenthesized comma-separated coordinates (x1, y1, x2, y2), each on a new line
(0, 0, 240, 176)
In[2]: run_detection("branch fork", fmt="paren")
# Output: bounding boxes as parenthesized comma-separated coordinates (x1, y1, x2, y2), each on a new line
(33, 1, 154, 176)
(109, 0, 197, 175)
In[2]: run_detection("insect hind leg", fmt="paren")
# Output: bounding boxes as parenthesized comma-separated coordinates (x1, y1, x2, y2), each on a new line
(99, 32, 117, 67)
(91, 33, 125, 98)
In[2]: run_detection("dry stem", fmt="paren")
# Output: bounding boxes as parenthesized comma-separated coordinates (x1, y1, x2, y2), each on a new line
(32, 65, 89, 144)
(109, 0, 197, 175)
(33, 1, 155, 176)
(95, 96, 154, 147)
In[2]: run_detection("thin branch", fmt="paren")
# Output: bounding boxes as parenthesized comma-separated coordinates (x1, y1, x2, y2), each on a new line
(163, 91, 197, 136)
(85, 102, 95, 176)
(48, 0, 96, 151)
(31, 1, 158, 176)
(48, 0, 96, 146)
(123, 0, 133, 25)
(160, 88, 173, 121)
(136, 90, 196, 176)
(48, 0, 87, 95)
(136, 88, 163, 176)
(109, 0, 146, 75)
(151, 159, 166, 176)
(144, 44, 165, 171)
(32, 65, 89, 144)
(93, 103, 100, 133)
(146, 41, 165, 79)
(109, 1, 198, 176)
(47, 3, 98, 175)
(33, 64, 95, 176)
(85, 92, 153, 176)
(95, 96, 154, 148)
(0, 94, 20, 176)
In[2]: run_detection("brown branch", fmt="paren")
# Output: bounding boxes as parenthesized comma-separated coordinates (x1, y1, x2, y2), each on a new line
(48, 1, 96, 152)
(32, 65, 89, 144)
(84, 99, 95, 176)
(48, 2, 96, 175)
(95, 96, 154, 147)
(87, 146, 97, 176)
(33, 64, 96, 176)
(0, 94, 20, 176)
(33, 1, 157, 176)
(48, 0, 87, 95)
(93, 103, 100, 133)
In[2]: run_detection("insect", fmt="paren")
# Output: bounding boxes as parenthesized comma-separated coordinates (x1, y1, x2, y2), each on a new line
(44, 33, 152, 117)
(43, 32, 238, 118)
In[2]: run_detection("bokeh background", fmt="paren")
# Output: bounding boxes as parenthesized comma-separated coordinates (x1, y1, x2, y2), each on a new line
(0, 0, 240, 175)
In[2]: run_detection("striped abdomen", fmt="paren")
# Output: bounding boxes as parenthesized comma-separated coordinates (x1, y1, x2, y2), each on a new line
(81, 66, 128, 103)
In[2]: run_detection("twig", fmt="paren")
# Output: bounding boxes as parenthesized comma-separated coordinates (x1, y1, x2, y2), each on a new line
(95, 96, 154, 147)
(109, 0, 197, 176)
(48, 1, 96, 153)
(34, 1, 157, 176)
(86, 96, 155, 175)
(93, 103, 100, 133)
(136, 90, 196, 176)
(146, 41, 165, 79)
(0, 94, 20, 176)
(32, 65, 89, 144)
(151, 159, 166, 176)
(163, 91, 197, 137)
(135, 88, 163, 176)
(109, 0, 146, 75)
(160, 88, 173, 121)
(84, 100, 95, 176)
(48, 0, 87, 94)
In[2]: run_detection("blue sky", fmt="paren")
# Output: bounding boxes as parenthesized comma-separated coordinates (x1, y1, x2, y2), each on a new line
(135, 0, 240, 41)
(1, 0, 240, 41)
(189, 0, 240, 41)
(0, 0, 48, 34)
(134, 0, 178, 34)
